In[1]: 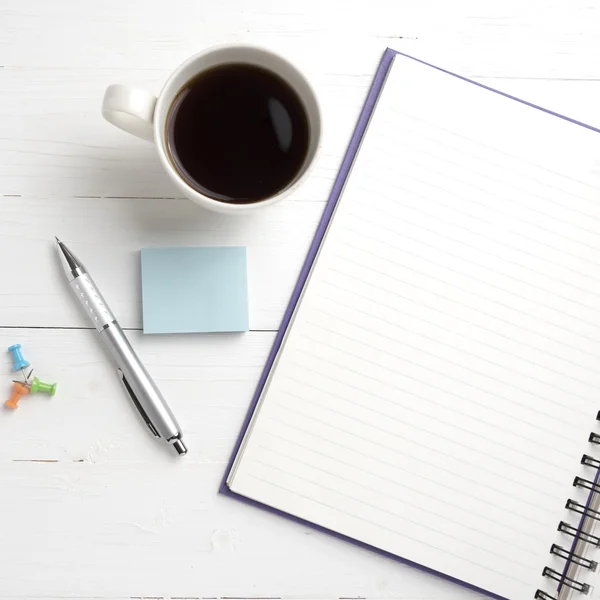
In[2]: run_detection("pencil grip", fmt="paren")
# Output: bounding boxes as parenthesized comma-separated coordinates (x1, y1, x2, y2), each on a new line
(70, 273, 116, 332)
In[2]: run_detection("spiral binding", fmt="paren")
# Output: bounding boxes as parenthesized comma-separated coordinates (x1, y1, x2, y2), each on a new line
(535, 416, 600, 599)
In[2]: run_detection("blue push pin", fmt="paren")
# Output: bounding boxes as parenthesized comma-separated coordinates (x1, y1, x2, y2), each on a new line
(7, 344, 30, 372)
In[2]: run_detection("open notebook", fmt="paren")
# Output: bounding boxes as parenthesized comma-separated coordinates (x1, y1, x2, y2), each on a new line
(222, 49, 600, 600)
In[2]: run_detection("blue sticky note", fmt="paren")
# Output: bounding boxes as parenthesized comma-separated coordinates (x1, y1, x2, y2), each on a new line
(141, 246, 249, 334)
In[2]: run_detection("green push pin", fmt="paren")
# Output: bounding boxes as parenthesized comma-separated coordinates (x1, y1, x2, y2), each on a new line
(29, 377, 57, 396)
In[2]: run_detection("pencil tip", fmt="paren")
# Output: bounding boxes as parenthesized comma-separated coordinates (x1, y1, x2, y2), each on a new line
(55, 236, 60, 244)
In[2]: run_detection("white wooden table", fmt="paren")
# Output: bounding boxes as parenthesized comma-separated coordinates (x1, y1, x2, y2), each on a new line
(1, 1, 599, 599)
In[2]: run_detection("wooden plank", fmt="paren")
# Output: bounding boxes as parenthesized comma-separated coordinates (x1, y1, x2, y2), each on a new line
(1, 0, 599, 79)
(0, 329, 272, 461)
(2, 0, 599, 598)
(0, 196, 324, 330)
(0, 329, 473, 600)
(1, 77, 600, 331)
(1, 68, 600, 199)
(0, 65, 359, 197)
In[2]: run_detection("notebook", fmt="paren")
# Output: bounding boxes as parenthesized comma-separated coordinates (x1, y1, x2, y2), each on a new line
(221, 48, 600, 600)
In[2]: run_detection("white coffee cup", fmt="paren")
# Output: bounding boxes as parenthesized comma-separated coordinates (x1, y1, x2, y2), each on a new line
(102, 44, 321, 213)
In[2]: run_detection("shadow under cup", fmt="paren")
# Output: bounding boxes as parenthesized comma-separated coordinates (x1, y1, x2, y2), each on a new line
(165, 62, 315, 204)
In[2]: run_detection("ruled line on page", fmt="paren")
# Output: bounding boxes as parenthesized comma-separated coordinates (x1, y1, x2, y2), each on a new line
(277, 366, 571, 501)
(292, 333, 583, 455)
(261, 429, 550, 532)
(389, 105, 600, 194)
(285, 361, 581, 461)
(306, 298, 598, 414)
(263, 413, 555, 520)
(330, 250, 600, 357)
(286, 349, 583, 453)
(353, 171, 600, 281)
(370, 165, 600, 281)
(369, 142, 600, 248)
(292, 323, 589, 432)
(255, 441, 544, 553)
(367, 157, 600, 255)
(318, 267, 600, 375)
(345, 199, 600, 301)
(248, 471, 532, 584)
(377, 124, 600, 219)
(378, 128, 599, 214)
(362, 165, 600, 270)
(278, 368, 571, 492)
(314, 286, 598, 397)
(253, 450, 543, 562)
(305, 304, 597, 414)
(276, 383, 569, 486)
(229, 54, 600, 600)
(250, 456, 541, 574)
(337, 216, 600, 330)
(269, 402, 560, 513)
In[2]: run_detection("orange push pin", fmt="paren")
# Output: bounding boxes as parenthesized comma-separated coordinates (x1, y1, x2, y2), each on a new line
(5, 381, 30, 409)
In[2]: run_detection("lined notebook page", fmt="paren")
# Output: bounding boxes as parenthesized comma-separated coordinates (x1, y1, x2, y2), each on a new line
(228, 55, 600, 599)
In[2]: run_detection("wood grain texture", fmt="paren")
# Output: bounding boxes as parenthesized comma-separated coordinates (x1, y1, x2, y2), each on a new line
(0, 330, 471, 600)
(1, 0, 600, 598)
(0, 196, 325, 330)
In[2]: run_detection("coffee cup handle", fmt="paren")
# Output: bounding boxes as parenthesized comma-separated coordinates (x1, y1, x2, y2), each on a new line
(102, 84, 157, 142)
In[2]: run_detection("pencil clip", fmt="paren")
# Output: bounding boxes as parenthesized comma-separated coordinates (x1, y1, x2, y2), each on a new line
(116, 369, 159, 438)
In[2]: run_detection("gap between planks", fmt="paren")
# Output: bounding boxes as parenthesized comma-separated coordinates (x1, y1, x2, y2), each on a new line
(0, 325, 277, 333)
(11, 459, 85, 463)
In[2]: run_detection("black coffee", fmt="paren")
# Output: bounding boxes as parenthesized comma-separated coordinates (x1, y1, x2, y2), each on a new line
(166, 63, 310, 203)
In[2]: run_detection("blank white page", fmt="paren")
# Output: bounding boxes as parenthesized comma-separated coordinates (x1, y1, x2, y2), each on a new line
(228, 55, 600, 599)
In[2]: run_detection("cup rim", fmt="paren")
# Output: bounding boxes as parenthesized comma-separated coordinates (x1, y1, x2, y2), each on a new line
(154, 43, 321, 213)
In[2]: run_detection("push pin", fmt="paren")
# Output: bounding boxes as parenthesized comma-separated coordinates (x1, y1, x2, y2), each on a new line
(30, 377, 57, 396)
(5, 381, 30, 409)
(8, 344, 30, 372)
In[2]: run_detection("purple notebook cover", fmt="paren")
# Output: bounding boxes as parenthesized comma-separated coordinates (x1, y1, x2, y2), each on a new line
(220, 47, 600, 600)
